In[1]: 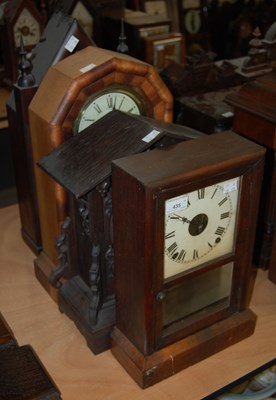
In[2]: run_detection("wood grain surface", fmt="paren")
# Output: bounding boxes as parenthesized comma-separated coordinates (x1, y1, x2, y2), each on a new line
(0, 204, 275, 399)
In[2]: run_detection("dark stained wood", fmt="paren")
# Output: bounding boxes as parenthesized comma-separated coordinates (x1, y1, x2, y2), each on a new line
(37, 110, 204, 354)
(111, 131, 265, 387)
(111, 309, 257, 389)
(225, 71, 276, 275)
(0, 313, 61, 399)
(29, 45, 173, 300)
(6, 11, 93, 254)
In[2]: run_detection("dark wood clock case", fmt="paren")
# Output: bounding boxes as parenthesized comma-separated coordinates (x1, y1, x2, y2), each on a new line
(6, 11, 93, 254)
(37, 110, 204, 354)
(225, 70, 276, 281)
(111, 131, 265, 388)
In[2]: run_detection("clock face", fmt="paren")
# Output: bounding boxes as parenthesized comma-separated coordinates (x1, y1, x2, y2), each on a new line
(184, 9, 201, 34)
(164, 176, 241, 279)
(13, 8, 40, 48)
(74, 87, 145, 134)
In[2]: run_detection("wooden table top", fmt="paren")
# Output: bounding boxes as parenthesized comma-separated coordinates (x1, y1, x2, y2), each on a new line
(0, 204, 275, 400)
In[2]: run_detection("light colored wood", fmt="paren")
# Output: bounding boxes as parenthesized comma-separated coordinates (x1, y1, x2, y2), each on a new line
(0, 203, 275, 399)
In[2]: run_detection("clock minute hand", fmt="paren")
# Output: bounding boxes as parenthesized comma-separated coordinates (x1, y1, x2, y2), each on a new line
(170, 214, 191, 223)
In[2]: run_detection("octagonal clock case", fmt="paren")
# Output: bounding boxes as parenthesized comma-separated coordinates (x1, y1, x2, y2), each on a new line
(28, 45, 173, 298)
(111, 131, 265, 388)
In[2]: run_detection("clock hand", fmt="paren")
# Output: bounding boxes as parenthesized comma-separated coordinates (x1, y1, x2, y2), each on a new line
(169, 214, 191, 223)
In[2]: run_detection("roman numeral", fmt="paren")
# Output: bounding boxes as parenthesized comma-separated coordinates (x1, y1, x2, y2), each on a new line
(165, 231, 175, 239)
(215, 226, 225, 236)
(211, 188, 218, 199)
(176, 249, 186, 262)
(218, 197, 228, 207)
(93, 103, 102, 114)
(106, 96, 114, 109)
(197, 189, 205, 199)
(118, 97, 125, 110)
(167, 241, 178, 255)
(193, 249, 199, 259)
(220, 211, 230, 220)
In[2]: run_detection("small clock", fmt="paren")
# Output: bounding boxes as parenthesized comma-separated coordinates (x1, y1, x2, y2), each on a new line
(0, 0, 43, 83)
(111, 131, 265, 388)
(13, 7, 40, 47)
(178, 0, 211, 55)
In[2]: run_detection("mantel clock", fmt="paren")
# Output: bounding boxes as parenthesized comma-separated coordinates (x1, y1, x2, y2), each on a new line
(29, 45, 173, 298)
(111, 131, 265, 388)
(177, 0, 211, 56)
(0, 0, 44, 84)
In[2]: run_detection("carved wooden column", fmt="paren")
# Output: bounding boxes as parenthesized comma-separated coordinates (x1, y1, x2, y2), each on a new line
(226, 71, 276, 280)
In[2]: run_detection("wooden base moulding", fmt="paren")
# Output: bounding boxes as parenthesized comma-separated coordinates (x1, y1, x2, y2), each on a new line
(111, 309, 257, 389)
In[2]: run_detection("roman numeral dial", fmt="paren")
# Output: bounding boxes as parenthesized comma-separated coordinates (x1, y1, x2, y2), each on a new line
(164, 177, 241, 279)
(74, 88, 144, 133)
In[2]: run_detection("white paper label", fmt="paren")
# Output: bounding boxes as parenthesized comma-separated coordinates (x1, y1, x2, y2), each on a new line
(65, 36, 80, 52)
(142, 129, 160, 143)
(80, 63, 97, 73)
(223, 179, 238, 194)
(222, 111, 234, 118)
(166, 195, 188, 214)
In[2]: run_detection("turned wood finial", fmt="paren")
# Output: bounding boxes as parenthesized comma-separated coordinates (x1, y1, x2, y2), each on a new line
(248, 26, 263, 53)
(17, 35, 36, 87)
(116, 18, 129, 54)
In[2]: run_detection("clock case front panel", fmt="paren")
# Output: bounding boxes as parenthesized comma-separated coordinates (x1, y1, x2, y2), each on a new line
(111, 131, 265, 388)
(29, 45, 173, 298)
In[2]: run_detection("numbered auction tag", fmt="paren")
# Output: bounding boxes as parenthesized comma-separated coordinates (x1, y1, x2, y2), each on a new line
(166, 195, 188, 214)
(65, 36, 80, 52)
(142, 130, 160, 143)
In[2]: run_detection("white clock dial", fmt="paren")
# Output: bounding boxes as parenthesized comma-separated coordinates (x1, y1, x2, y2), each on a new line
(13, 8, 40, 48)
(184, 9, 201, 34)
(74, 89, 143, 133)
(164, 177, 241, 279)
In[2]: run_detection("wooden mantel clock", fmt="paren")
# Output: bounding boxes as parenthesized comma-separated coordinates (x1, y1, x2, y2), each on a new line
(29, 45, 173, 298)
(111, 131, 265, 388)
(37, 110, 203, 354)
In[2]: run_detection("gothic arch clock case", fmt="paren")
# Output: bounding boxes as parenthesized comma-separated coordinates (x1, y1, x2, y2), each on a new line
(0, 0, 44, 84)
(29, 45, 173, 297)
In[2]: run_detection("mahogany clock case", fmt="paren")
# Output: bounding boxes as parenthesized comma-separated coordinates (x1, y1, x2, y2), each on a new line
(225, 71, 276, 280)
(111, 131, 265, 388)
(37, 110, 204, 354)
(29, 45, 173, 299)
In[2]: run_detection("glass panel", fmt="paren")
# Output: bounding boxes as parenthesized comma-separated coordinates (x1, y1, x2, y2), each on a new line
(163, 263, 233, 327)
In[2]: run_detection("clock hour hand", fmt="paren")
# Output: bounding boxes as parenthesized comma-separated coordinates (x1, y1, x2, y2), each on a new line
(169, 213, 191, 223)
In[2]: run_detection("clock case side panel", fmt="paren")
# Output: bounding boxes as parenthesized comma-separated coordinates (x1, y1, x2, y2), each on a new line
(28, 109, 61, 266)
(112, 164, 156, 356)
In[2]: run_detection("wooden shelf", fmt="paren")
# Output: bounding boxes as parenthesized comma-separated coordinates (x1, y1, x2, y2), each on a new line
(0, 203, 275, 399)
